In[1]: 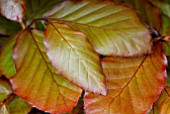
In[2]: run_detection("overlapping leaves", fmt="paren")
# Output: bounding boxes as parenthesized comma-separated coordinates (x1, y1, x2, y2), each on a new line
(85, 43, 167, 114)
(149, 86, 170, 114)
(44, 0, 152, 56)
(45, 22, 106, 95)
(11, 30, 82, 113)
(0, 77, 32, 114)
(0, 0, 168, 113)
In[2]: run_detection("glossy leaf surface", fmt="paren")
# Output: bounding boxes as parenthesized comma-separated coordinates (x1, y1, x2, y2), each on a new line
(0, 78, 12, 103)
(11, 30, 82, 113)
(45, 23, 106, 95)
(8, 96, 32, 114)
(0, 36, 17, 78)
(44, 0, 152, 56)
(0, 0, 26, 22)
(85, 43, 167, 114)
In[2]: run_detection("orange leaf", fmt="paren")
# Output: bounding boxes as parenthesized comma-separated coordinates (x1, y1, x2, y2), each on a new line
(85, 43, 167, 114)
(11, 30, 82, 113)
(152, 86, 170, 114)
(44, 23, 106, 95)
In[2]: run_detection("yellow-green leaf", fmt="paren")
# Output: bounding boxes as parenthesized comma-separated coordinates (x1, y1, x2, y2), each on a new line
(0, 78, 12, 103)
(8, 96, 32, 114)
(85, 43, 167, 114)
(45, 23, 106, 95)
(114, 0, 162, 31)
(0, 35, 17, 78)
(44, 0, 152, 56)
(11, 30, 82, 113)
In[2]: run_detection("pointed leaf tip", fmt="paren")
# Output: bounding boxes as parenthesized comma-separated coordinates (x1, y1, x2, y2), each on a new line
(85, 43, 167, 114)
(45, 22, 106, 95)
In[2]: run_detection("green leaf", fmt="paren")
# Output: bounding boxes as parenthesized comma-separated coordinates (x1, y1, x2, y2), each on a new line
(45, 23, 106, 95)
(0, 105, 9, 114)
(85, 43, 167, 114)
(114, 0, 162, 31)
(149, 0, 170, 34)
(0, 0, 26, 22)
(0, 37, 8, 51)
(163, 41, 170, 56)
(149, 0, 170, 18)
(25, 0, 65, 22)
(0, 15, 22, 36)
(0, 35, 17, 78)
(11, 30, 82, 113)
(44, 0, 152, 57)
(7, 96, 32, 114)
(160, 15, 170, 34)
(0, 78, 12, 103)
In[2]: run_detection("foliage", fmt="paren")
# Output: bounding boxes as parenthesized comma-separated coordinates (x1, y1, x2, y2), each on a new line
(0, 0, 170, 113)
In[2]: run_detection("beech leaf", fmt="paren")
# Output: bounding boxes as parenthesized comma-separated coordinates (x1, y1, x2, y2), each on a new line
(7, 96, 32, 114)
(149, 0, 170, 18)
(0, 15, 22, 36)
(25, 0, 64, 22)
(0, 36, 17, 78)
(0, 0, 26, 22)
(11, 30, 82, 113)
(0, 105, 9, 114)
(85, 43, 167, 114)
(114, 0, 161, 31)
(44, 23, 106, 95)
(0, 78, 12, 103)
(150, 86, 170, 114)
(148, 103, 160, 114)
(44, 0, 152, 56)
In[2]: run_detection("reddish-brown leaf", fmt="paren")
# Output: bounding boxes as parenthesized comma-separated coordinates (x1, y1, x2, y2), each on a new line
(0, 0, 26, 22)
(85, 43, 167, 114)
(44, 23, 106, 95)
(11, 30, 82, 113)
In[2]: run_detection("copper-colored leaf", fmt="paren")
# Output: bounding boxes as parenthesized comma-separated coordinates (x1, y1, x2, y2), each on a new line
(11, 30, 82, 113)
(85, 43, 167, 114)
(0, 0, 26, 22)
(45, 23, 106, 95)
(44, 0, 151, 57)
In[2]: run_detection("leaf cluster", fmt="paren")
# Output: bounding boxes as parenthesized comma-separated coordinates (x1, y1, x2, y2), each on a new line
(0, 0, 170, 114)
